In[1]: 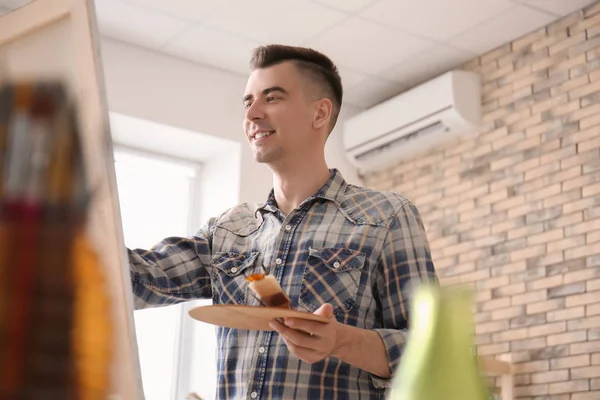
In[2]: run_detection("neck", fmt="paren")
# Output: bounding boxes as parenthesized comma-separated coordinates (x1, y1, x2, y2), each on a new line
(271, 157, 330, 215)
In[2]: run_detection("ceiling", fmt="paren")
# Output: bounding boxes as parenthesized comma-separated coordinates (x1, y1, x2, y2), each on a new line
(1, 0, 597, 108)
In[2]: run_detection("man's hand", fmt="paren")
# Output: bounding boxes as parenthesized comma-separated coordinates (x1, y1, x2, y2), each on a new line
(269, 303, 340, 364)
(270, 303, 392, 377)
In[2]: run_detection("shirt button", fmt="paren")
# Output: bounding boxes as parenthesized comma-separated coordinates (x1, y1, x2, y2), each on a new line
(275, 258, 282, 265)
(250, 392, 258, 399)
(333, 261, 341, 269)
(285, 224, 292, 231)
(258, 346, 266, 354)
(230, 267, 238, 273)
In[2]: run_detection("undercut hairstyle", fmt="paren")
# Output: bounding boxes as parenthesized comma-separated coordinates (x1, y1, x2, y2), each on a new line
(249, 44, 343, 133)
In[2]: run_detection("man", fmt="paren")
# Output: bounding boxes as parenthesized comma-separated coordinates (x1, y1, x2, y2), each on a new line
(129, 44, 437, 399)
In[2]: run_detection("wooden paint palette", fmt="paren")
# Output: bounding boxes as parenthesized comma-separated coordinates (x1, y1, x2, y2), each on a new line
(188, 304, 329, 331)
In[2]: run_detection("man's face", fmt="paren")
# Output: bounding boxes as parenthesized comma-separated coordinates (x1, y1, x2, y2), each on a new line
(242, 62, 316, 165)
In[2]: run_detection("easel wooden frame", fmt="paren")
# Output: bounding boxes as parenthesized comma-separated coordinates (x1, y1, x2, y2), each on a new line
(0, 1, 143, 398)
(480, 354, 515, 400)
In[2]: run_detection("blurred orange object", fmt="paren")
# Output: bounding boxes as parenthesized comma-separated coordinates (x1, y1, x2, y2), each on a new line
(0, 81, 112, 399)
(71, 229, 113, 399)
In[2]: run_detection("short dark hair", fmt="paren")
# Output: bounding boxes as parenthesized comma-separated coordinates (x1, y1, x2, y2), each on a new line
(249, 44, 343, 132)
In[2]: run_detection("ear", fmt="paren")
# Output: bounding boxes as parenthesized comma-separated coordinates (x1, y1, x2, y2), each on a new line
(312, 98, 333, 130)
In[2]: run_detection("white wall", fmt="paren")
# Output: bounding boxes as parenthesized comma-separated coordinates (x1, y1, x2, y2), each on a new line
(100, 38, 362, 208)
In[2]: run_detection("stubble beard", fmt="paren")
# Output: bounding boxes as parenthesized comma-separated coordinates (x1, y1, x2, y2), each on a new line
(254, 144, 284, 164)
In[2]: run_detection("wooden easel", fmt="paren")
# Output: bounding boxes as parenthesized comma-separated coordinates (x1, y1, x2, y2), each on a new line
(0, 1, 142, 398)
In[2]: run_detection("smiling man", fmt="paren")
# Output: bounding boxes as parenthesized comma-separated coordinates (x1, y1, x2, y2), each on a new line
(128, 44, 437, 399)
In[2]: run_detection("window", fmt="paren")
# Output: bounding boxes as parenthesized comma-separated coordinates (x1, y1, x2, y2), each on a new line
(113, 147, 202, 400)
(109, 112, 238, 400)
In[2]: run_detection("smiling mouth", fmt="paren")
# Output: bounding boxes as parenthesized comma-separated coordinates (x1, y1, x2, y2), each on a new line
(253, 130, 275, 141)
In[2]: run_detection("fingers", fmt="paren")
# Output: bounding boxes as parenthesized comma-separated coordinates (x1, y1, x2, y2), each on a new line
(281, 338, 322, 363)
(270, 319, 318, 347)
(269, 319, 325, 364)
(282, 317, 327, 337)
(313, 303, 334, 318)
(268, 304, 338, 365)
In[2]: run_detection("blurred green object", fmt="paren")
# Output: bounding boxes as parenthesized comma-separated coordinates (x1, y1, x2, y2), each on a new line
(388, 283, 490, 400)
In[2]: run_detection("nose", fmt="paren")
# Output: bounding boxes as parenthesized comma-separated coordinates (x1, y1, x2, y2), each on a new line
(245, 100, 265, 122)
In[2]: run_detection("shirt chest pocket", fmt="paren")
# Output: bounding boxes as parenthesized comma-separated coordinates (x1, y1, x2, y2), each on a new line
(211, 251, 260, 305)
(299, 247, 366, 316)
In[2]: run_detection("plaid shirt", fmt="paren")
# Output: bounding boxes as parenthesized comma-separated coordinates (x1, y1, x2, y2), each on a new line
(129, 169, 437, 400)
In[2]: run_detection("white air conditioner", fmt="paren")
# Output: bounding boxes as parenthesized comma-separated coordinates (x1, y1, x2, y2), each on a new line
(343, 70, 482, 172)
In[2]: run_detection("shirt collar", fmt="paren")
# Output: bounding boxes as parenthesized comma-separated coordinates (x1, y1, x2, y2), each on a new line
(256, 168, 347, 215)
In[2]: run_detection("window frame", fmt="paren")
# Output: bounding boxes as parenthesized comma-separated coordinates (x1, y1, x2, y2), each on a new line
(113, 144, 204, 400)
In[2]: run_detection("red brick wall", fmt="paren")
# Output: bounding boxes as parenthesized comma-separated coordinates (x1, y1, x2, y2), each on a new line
(363, 2, 600, 399)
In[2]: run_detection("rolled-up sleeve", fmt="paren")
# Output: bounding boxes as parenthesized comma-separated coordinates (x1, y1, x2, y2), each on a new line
(128, 219, 216, 309)
(371, 201, 438, 388)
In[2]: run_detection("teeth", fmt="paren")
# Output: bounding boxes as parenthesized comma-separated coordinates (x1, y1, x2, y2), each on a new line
(254, 131, 274, 139)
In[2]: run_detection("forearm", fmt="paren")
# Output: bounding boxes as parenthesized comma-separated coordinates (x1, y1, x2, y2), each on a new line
(332, 324, 391, 378)
(128, 235, 212, 308)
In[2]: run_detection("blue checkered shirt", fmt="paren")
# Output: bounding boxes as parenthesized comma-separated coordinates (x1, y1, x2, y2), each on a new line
(129, 169, 437, 399)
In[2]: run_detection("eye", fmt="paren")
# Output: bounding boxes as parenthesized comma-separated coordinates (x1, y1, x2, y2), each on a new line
(243, 101, 252, 109)
(266, 96, 278, 102)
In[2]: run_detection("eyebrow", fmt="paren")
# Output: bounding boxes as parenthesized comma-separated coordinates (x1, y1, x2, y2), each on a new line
(242, 86, 288, 103)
